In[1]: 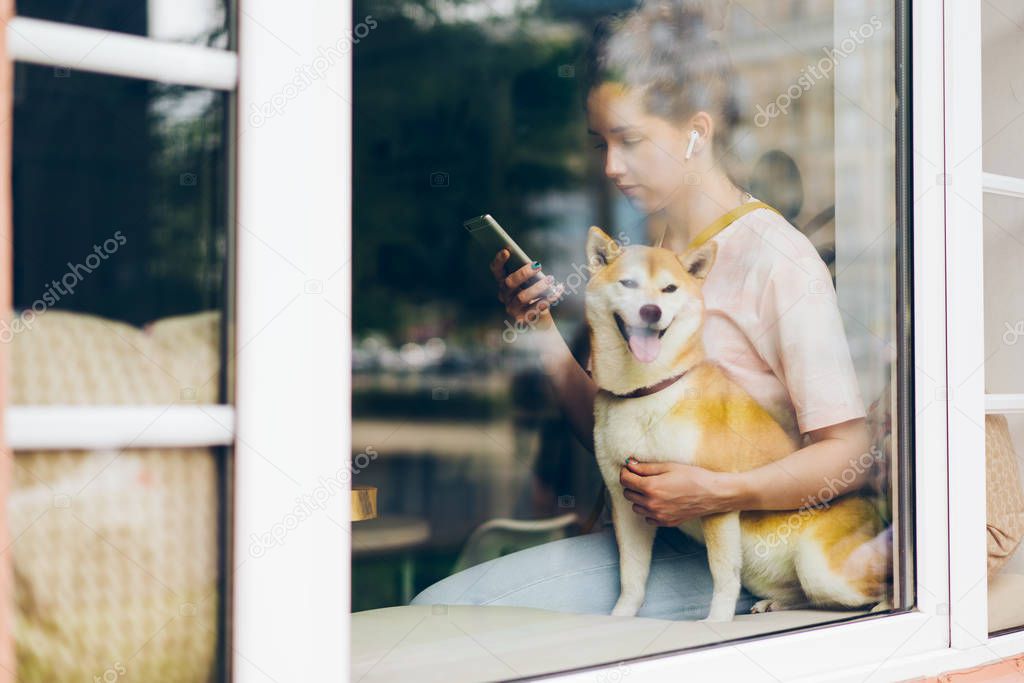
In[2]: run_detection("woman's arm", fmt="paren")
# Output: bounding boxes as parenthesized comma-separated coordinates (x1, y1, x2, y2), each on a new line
(534, 325, 597, 453)
(729, 417, 872, 511)
(619, 417, 872, 526)
(491, 249, 598, 453)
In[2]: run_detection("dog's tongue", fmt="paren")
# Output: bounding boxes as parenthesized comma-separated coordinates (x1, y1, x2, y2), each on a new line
(628, 332, 661, 363)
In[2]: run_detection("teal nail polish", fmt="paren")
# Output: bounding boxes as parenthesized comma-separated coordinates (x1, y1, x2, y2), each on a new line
(532, 261, 542, 269)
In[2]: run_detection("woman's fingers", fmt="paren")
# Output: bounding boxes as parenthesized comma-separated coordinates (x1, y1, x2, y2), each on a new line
(491, 250, 513, 305)
(620, 467, 646, 492)
(622, 487, 650, 506)
(489, 251, 568, 325)
(516, 274, 555, 304)
(514, 283, 565, 321)
(489, 249, 510, 281)
(503, 261, 544, 292)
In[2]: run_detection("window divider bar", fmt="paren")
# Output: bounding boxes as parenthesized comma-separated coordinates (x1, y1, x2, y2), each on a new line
(982, 172, 1024, 199)
(5, 404, 235, 450)
(985, 394, 1024, 414)
(6, 16, 237, 90)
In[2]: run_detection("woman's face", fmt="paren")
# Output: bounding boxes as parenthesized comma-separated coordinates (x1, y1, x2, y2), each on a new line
(586, 83, 702, 214)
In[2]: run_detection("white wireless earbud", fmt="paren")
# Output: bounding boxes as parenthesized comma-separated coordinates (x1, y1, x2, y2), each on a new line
(685, 130, 699, 160)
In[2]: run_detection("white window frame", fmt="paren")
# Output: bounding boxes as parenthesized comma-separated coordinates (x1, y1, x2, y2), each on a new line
(233, 1, 349, 681)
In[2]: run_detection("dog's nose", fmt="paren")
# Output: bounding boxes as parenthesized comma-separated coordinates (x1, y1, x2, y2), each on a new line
(639, 304, 661, 324)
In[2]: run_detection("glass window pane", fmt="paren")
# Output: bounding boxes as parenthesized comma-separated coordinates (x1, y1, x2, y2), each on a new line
(11, 64, 229, 404)
(10, 447, 226, 682)
(983, 0, 1024, 633)
(981, 0, 1024, 178)
(982, 194, 1024, 633)
(352, 0, 906, 676)
(15, 0, 231, 48)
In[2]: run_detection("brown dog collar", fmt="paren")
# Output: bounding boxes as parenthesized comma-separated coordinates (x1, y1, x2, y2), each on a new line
(617, 370, 689, 398)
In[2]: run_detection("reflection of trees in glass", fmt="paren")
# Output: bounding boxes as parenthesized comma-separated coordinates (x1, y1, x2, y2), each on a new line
(12, 64, 227, 326)
(10, 2, 231, 325)
(148, 84, 228, 317)
(16, 0, 230, 48)
(354, 0, 594, 338)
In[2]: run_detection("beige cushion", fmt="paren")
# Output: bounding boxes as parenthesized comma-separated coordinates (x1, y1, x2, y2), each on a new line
(352, 604, 867, 682)
(8, 311, 221, 682)
(989, 572, 1024, 633)
(986, 415, 1024, 577)
(10, 310, 220, 404)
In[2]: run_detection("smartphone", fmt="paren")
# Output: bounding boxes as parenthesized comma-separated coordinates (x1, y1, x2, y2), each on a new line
(464, 214, 550, 296)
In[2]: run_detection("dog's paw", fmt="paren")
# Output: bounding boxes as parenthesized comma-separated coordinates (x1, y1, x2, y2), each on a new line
(750, 599, 784, 614)
(698, 613, 734, 623)
(611, 596, 643, 617)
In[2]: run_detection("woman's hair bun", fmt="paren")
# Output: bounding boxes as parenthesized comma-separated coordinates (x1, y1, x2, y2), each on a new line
(641, 0, 710, 40)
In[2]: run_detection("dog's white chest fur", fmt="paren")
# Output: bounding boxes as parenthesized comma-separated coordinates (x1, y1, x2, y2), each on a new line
(593, 377, 700, 476)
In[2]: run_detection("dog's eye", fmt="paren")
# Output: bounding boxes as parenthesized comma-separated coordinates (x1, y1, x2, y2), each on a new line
(619, 279, 638, 288)
(661, 284, 678, 293)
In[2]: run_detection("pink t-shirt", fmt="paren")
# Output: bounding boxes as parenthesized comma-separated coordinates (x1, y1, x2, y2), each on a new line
(701, 201, 866, 440)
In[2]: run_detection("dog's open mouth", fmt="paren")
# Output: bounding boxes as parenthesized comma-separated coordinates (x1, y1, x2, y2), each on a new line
(614, 313, 668, 364)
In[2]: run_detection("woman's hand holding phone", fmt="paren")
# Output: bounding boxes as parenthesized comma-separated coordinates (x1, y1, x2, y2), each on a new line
(491, 249, 565, 331)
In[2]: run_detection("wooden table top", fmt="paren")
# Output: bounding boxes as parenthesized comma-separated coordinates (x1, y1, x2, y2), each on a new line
(352, 485, 378, 522)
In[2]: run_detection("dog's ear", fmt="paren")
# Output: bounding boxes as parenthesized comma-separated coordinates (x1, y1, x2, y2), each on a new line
(586, 226, 623, 268)
(678, 240, 718, 280)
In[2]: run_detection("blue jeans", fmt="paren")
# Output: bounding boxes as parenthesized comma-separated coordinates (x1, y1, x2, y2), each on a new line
(409, 524, 759, 621)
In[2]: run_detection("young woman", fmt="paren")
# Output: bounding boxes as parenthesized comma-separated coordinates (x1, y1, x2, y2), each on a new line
(410, 0, 881, 620)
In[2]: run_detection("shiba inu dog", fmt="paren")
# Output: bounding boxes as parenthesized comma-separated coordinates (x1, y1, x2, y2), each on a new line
(584, 226, 889, 621)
